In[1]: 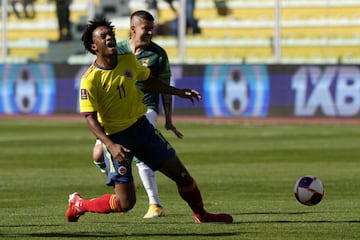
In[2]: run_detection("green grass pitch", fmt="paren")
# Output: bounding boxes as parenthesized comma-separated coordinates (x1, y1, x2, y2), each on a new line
(0, 117, 359, 239)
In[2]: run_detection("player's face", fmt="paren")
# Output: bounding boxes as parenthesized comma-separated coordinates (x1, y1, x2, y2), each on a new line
(91, 26, 117, 56)
(133, 18, 153, 47)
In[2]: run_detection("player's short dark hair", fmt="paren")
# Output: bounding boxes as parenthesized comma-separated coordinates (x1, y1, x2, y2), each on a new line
(130, 10, 154, 22)
(81, 16, 115, 55)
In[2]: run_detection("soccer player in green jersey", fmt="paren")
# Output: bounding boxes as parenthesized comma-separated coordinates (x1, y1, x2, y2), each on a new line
(66, 16, 233, 224)
(92, 10, 183, 219)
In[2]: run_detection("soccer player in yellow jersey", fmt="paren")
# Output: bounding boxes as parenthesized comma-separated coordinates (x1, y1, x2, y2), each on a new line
(92, 10, 183, 219)
(66, 16, 233, 224)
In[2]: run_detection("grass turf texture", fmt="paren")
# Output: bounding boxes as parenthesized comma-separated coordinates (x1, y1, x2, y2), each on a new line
(0, 117, 359, 240)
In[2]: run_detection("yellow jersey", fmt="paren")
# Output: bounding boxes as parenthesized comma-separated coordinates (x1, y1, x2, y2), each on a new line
(79, 53, 150, 134)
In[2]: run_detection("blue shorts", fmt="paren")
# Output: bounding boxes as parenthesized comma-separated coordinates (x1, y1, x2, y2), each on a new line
(104, 116, 176, 186)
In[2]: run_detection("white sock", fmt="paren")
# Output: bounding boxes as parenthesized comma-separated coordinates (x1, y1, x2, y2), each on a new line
(136, 162, 161, 206)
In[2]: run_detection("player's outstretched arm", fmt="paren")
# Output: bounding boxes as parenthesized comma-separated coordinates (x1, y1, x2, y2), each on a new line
(143, 75, 201, 104)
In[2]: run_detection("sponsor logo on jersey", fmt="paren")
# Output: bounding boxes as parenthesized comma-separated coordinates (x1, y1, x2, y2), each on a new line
(80, 89, 88, 100)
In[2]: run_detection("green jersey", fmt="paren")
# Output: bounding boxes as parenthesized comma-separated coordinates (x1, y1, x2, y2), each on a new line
(117, 39, 171, 113)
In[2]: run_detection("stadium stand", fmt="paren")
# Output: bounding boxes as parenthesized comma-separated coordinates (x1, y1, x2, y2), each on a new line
(1, 0, 360, 64)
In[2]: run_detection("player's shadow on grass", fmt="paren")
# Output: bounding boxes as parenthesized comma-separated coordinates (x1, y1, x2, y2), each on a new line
(3, 232, 244, 238)
(0, 222, 245, 238)
(236, 211, 360, 224)
(239, 220, 360, 224)
(241, 211, 315, 215)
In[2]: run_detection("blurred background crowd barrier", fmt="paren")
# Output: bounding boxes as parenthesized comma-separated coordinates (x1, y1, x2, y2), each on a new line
(1, 0, 360, 64)
(0, 0, 360, 117)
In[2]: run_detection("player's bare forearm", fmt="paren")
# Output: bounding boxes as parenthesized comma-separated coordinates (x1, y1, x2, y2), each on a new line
(143, 76, 201, 103)
(161, 93, 184, 139)
(85, 112, 112, 147)
(162, 94, 173, 117)
(143, 75, 179, 95)
(160, 78, 173, 119)
(85, 112, 131, 165)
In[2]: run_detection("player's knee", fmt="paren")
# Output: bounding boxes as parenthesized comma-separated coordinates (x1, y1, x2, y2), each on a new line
(93, 144, 104, 163)
(118, 199, 136, 212)
(114, 183, 137, 212)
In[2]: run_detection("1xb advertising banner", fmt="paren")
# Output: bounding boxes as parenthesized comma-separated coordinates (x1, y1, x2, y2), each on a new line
(203, 64, 360, 118)
(0, 64, 359, 117)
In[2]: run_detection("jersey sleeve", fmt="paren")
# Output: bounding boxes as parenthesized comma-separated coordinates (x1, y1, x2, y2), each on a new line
(79, 66, 98, 114)
(157, 48, 171, 80)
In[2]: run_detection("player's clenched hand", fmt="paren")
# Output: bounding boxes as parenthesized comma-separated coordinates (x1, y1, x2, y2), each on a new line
(107, 143, 131, 165)
(179, 89, 201, 104)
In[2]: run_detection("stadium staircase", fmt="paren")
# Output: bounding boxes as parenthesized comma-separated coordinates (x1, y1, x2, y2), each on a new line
(1, 0, 360, 64)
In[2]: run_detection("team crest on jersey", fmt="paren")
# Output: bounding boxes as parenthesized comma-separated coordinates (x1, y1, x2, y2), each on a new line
(141, 58, 150, 67)
(124, 69, 133, 79)
(80, 89, 88, 100)
(118, 166, 127, 175)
